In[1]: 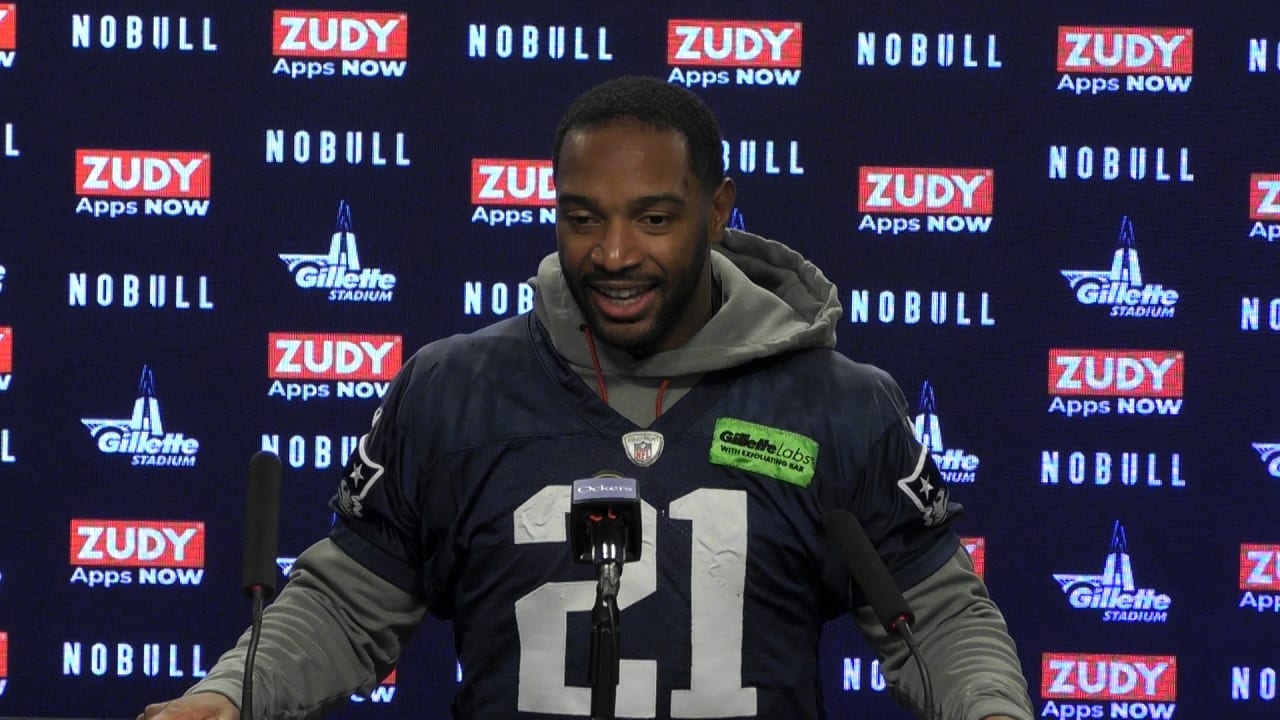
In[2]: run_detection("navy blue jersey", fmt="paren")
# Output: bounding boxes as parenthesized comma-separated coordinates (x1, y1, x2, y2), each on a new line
(330, 313, 959, 719)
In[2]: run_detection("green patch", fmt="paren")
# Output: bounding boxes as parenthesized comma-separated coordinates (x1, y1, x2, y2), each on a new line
(708, 417, 818, 487)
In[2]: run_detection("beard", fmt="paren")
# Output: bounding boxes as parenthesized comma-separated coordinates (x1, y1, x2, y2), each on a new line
(561, 235, 709, 357)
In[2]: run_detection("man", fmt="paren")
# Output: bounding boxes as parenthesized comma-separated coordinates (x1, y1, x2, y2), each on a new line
(141, 76, 1033, 720)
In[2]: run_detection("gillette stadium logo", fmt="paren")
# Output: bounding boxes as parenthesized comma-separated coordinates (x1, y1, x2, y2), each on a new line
(1253, 443, 1280, 478)
(0, 4, 16, 69)
(69, 519, 205, 588)
(1047, 349, 1184, 418)
(1054, 521, 1170, 622)
(912, 381, 978, 483)
(1060, 216, 1178, 318)
(857, 167, 993, 235)
(279, 201, 396, 302)
(1239, 543, 1280, 614)
(667, 19, 802, 89)
(272, 10, 407, 79)
(74, 149, 211, 218)
(267, 332, 402, 402)
(1040, 653, 1177, 719)
(1056, 26, 1193, 95)
(471, 158, 555, 227)
(81, 366, 199, 467)
(1249, 172, 1280, 243)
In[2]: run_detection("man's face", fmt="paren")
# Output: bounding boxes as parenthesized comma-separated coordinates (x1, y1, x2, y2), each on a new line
(555, 119, 734, 356)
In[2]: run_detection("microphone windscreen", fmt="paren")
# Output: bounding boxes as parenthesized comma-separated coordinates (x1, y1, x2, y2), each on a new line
(823, 510, 915, 633)
(242, 451, 282, 598)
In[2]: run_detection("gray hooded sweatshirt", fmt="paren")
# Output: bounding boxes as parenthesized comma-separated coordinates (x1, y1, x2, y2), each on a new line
(183, 229, 1033, 720)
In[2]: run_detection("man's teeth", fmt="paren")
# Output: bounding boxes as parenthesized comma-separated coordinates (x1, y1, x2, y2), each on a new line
(599, 287, 643, 299)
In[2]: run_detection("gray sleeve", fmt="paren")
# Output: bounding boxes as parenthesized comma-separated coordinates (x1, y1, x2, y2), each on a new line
(182, 537, 428, 719)
(854, 547, 1035, 720)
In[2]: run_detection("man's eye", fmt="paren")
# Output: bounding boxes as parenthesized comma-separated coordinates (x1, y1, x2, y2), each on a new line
(641, 215, 670, 227)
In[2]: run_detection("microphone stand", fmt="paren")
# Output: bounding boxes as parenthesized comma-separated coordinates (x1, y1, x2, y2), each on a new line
(587, 516, 627, 720)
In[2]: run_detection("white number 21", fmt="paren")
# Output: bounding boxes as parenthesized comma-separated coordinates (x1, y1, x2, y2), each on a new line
(513, 486, 758, 718)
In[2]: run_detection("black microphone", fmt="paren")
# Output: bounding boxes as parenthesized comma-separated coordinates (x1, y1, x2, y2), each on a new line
(823, 509, 936, 720)
(241, 451, 281, 720)
(823, 509, 913, 633)
(569, 475, 641, 720)
(570, 475, 642, 565)
(242, 450, 282, 599)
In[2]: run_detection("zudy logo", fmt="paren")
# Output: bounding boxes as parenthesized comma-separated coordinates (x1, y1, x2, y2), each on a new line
(470, 158, 556, 227)
(1056, 26, 1193, 95)
(74, 149, 211, 218)
(1039, 653, 1177, 718)
(1238, 543, 1280, 614)
(69, 519, 205, 588)
(267, 332, 402, 402)
(857, 167, 994, 235)
(272, 10, 408, 79)
(0, 4, 15, 70)
(0, 326, 10, 392)
(1047, 349, 1184, 418)
(1249, 172, 1280, 243)
(666, 19, 802, 89)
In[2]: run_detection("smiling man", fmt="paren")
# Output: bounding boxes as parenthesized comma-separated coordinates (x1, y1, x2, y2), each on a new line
(141, 76, 1032, 720)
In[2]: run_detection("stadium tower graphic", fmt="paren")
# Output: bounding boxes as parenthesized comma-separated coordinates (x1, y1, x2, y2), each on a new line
(1052, 521, 1170, 622)
(1060, 215, 1142, 291)
(80, 365, 198, 466)
(912, 381, 979, 483)
(279, 199, 361, 277)
(913, 380, 943, 453)
(81, 365, 164, 439)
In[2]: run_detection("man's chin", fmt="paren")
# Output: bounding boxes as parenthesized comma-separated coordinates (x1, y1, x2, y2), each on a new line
(587, 319, 660, 357)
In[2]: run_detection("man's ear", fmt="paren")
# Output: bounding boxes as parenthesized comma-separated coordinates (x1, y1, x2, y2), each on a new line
(709, 177, 737, 243)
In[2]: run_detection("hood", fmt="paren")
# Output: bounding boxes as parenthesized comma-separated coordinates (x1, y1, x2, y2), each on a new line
(533, 227, 842, 379)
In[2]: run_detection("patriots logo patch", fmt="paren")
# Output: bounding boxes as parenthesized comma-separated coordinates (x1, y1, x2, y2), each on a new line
(897, 446, 950, 527)
(337, 408, 387, 517)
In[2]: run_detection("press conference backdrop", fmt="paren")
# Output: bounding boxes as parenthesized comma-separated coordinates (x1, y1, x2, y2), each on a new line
(0, 1, 1277, 718)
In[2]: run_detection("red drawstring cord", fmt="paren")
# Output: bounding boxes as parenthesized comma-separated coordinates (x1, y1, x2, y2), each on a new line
(582, 325, 609, 405)
(655, 378, 670, 418)
(581, 325, 669, 419)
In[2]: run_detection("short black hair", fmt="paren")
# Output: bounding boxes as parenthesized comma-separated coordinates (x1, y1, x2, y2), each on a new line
(552, 76, 725, 195)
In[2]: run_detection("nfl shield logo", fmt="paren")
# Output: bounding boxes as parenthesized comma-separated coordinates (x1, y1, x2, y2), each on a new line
(622, 431, 663, 467)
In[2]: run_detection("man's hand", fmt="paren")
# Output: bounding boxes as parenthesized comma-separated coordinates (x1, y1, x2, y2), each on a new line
(138, 692, 239, 720)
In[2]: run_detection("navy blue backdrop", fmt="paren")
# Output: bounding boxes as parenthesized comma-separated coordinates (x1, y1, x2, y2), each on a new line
(0, 2, 1278, 718)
